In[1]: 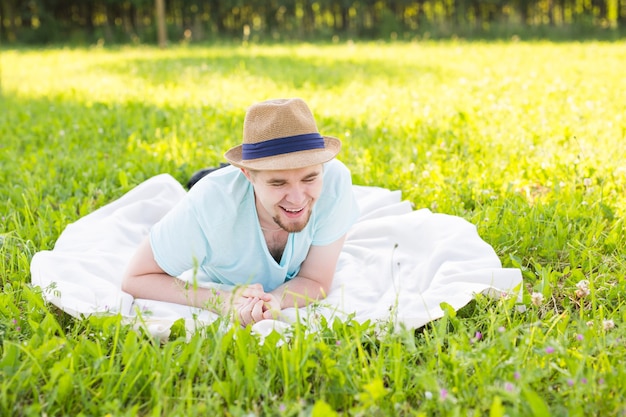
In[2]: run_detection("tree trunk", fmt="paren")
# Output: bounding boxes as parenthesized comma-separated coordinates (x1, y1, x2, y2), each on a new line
(82, 1, 95, 38)
(340, 3, 350, 33)
(471, 0, 483, 29)
(102, 3, 114, 43)
(156, 0, 167, 48)
(300, 1, 315, 38)
(192, 12, 205, 41)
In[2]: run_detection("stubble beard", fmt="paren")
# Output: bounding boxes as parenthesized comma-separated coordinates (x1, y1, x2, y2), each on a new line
(272, 208, 312, 233)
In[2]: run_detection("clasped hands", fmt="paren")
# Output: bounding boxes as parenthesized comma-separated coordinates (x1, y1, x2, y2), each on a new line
(221, 283, 282, 327)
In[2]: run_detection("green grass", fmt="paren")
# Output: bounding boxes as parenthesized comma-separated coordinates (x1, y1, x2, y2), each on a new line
(1, 41, 626, 416)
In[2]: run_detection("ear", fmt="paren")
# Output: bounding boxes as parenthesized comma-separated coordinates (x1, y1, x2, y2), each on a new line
(241, 168, 253, 182)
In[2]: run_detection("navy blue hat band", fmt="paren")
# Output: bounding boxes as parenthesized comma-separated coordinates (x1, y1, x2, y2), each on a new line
(241, 133, 325, 160)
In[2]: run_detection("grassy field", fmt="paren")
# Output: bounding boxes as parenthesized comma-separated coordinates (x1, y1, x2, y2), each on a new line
(1, 41, 626, 416)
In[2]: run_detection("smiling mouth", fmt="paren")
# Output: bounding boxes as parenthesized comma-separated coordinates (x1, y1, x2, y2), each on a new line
(281, 206, 304, 214)
(273, 204, 312, 232)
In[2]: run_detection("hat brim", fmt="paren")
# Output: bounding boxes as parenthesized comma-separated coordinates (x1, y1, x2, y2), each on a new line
(224, 136, 341, 170)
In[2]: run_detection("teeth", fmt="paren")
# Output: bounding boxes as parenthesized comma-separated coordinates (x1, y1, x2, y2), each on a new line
(284, 207, 303, 213)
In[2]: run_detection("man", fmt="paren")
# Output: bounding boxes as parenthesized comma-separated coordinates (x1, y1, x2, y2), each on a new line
(122, 98, 359, 326)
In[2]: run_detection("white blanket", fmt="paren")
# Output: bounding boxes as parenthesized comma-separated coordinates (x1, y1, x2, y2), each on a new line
(30, 174, 522, 338)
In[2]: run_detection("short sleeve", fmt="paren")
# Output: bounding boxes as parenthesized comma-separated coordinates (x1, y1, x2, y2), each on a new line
(150, 196, 210, 277)
(311, 160, 359, 246)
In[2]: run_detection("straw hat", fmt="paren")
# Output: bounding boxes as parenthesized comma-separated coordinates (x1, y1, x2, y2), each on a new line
(224, 98, 341, 170)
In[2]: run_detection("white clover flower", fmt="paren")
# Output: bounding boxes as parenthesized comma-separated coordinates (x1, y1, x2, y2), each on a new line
(531, 292, 544, 307)
(602, 319, 615, 331)
(575, 280, 590, 298)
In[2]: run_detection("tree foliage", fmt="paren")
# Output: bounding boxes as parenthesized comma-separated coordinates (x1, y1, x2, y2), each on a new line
(1, 0, 624, 44)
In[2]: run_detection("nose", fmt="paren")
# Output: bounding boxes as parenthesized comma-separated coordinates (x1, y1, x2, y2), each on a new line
(285, 184, 306, 205)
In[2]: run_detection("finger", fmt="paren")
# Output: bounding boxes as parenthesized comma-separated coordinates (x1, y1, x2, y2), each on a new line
(261, 300, 275, 312)
(238, 297, 257, 326)
(251, 299, 264, 322)
(262, 309, 279, 320)
(241, 288, 271, 301)
(257, 288, 273, 301)
(230, 294, 251, 311)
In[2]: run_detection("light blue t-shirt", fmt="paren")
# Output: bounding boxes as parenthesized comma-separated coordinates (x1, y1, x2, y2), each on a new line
(150, 159, 359, 291)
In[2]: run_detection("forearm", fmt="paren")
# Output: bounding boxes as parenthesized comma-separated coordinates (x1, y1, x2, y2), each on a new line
(121, 273, 223, 313)
(270, 275, 330, 310)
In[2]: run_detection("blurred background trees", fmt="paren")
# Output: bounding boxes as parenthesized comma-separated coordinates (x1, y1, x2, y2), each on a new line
(1, 0, 624, 44)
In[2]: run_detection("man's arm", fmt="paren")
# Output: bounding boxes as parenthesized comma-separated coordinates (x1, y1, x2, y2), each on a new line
(121, 236, 271, 325)
(268, 234, 346, 311)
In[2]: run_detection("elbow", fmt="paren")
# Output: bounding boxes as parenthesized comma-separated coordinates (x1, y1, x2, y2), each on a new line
(120, 275, 130, 294)
(307, 276, 332, 301)
(120, 272, 136, 296)
(318, 281, 332, 300)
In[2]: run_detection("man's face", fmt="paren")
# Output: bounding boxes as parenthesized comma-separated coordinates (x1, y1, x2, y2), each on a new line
(244, 164, 324, 233)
